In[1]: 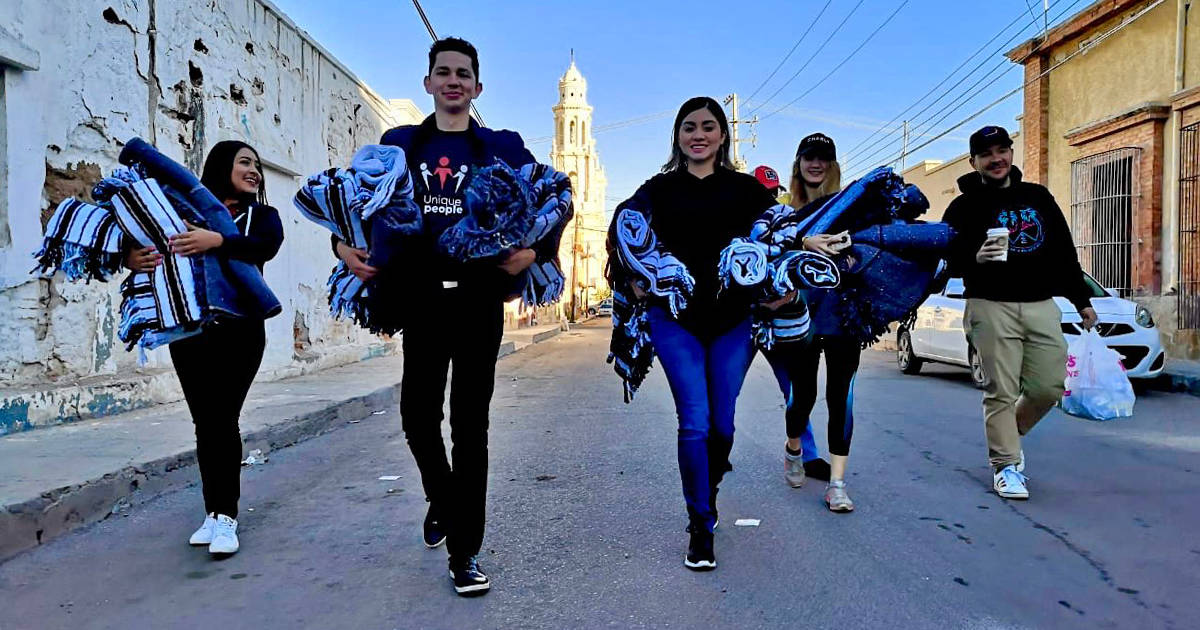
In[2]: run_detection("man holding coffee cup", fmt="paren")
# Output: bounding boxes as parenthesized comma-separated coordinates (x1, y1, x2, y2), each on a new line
(943, 125, 1097, 501)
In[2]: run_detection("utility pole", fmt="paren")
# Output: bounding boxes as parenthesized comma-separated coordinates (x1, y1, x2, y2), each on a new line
(1043, 0, 1049, 38)
(569, 215, 581, 322)
(724, 93, 757, 173)
(900, 120, 909, 172)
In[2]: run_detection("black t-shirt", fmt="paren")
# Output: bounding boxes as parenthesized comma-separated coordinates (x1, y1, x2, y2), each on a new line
(638, 167, 778, 338)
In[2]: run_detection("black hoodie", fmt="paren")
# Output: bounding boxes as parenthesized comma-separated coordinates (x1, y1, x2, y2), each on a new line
(943, 165, 1093, 312)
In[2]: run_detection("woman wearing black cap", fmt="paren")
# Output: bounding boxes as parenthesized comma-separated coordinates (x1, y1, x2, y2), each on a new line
(769, 132, 863, 513)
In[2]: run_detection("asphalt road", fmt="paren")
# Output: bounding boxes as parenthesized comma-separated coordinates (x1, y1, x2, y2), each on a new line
(1, 320, 1197, 629)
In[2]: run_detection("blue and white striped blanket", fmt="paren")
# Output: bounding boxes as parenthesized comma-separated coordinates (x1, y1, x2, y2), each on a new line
(298, 150, 574, 333)
(294, 145, 418, 330)
(34, 170, 209, 352)
(717, 205, 841, 349)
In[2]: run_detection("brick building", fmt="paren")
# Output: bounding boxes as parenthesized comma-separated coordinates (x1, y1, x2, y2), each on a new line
(1006, 0, 1199, 358)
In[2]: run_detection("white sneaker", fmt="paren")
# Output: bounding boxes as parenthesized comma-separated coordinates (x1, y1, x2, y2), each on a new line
(188, 513, 217, 546)
(208, 514, 240, 555)
(993, 465, 1029, 500)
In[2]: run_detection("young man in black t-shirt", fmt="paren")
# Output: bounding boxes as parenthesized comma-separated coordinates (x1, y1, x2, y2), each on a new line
(335, 37, 540, 596)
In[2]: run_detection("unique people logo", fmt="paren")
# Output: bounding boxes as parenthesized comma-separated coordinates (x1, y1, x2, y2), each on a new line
(997, 207, 1044, 253)
(419, 157, 468, 194)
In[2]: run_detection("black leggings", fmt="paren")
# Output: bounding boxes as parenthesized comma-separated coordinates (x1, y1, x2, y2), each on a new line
(776, 336, 861, 456)
(400, 284, 505, 561)
(170, 319, 266, 519)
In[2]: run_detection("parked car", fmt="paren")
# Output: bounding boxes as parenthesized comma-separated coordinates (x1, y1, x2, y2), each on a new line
(587, 298, 613, 317)
(896, 274, 1165, 388)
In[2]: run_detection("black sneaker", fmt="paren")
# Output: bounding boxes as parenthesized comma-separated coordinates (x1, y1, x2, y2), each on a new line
(684, 527, 716, 571)
(804, 458, 832, 482)
(423, 505, 446, 549)
(448, 556, 491, 596)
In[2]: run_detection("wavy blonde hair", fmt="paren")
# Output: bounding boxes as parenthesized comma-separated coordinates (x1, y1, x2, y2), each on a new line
(788, 159, 842, 208)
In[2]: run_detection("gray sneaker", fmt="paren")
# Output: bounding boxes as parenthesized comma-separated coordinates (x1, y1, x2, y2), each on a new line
(824, 480, 854, 513)
(784, 451, 806, 488)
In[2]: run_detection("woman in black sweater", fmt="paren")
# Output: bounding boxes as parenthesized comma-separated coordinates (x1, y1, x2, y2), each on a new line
(125, 140, 283, 556)
(609, 97, 797, 570)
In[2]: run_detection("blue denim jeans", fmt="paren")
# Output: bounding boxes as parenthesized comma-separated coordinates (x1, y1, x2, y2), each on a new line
(763, 348, 821, 461)
(647, 307, 755, 533)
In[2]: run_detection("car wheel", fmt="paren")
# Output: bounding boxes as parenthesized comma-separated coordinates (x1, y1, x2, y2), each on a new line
(968, 346, 987, 389)
(897, 329, 923, 374)
(587, 308, 597, 316)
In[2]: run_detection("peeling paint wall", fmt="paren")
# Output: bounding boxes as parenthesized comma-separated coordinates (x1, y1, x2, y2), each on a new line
(0, 0, 423, 390)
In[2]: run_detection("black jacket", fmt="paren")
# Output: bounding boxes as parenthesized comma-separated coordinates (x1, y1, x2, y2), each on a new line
(943, 166, 1092, 311)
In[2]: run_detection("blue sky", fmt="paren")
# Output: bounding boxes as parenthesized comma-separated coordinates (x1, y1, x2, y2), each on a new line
(271, 0, 1089, 207)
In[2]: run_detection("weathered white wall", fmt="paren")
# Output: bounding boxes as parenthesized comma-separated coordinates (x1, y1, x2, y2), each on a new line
(0, 0, 422, 398)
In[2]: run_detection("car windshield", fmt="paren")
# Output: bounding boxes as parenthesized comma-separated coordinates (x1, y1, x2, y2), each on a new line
(1080, 272, 1108, 298)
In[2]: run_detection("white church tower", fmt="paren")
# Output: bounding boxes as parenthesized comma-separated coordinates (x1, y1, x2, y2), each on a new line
(550, 53, 609, 317)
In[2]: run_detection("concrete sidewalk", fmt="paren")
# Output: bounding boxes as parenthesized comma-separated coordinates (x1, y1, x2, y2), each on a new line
(0, 322, 566, 563)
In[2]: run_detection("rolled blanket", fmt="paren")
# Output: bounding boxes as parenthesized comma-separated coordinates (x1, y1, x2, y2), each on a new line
(33, 198, 124, 282)
(718, 238, 771, 293)
(795, 166, 929, 238)
(753, 304, 813, 350)
(295, 144, 419, 332)
(611, 207, 694, 317)
(436, 160, 573, 307)
(350, 145, 411, 220)
(119, 137, 280, 321)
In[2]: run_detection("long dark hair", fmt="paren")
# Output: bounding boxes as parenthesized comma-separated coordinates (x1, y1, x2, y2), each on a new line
(661, 96, 732, 173)
(200, 140, 267, 206)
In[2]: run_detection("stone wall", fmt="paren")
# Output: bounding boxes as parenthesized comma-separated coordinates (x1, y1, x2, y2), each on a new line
(0, 0, 424, 428)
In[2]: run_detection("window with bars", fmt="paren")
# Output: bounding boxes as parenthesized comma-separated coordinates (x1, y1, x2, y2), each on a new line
(1180, 122, 1200, 329)
(1070, 148, 1140, 297)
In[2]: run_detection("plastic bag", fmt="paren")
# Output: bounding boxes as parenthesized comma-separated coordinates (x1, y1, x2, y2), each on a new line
(1061, 330, 1136, 421)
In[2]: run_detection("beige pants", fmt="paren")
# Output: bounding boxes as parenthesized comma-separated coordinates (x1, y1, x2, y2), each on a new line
(964, 298, 1067, 471)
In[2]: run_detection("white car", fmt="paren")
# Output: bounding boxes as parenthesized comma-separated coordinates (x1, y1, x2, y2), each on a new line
(896, 275, 1165, 388)
(587, 298, 613, 317)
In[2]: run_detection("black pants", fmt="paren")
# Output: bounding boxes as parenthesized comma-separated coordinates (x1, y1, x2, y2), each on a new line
(169, 319, 266, 519)
(400, 284, 505, 561)
(775, 336, 861, 456)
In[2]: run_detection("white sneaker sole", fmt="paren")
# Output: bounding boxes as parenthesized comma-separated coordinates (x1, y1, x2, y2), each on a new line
(189, 537, 212, 546)
(424, 536, 446, 549)
(995, 488, 1029, 500)
(209, 544, 239, 555)
(684, 557, 716, 570)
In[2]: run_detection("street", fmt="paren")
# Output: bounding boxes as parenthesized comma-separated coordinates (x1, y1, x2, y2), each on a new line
(1, 319, 1197, 629)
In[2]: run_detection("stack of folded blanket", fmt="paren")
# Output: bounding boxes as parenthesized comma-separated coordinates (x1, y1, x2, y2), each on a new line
(295, 149, 574, 335)
(34, 137, 281, 354)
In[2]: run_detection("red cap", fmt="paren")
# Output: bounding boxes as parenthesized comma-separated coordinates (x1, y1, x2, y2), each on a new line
(753, 165, 781, 190)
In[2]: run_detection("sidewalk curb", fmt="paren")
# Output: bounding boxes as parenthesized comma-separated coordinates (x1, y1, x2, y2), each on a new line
(0, 326, 563, 563)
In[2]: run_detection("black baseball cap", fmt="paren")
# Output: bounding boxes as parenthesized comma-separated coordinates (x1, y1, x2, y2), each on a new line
(796, 133, 836, 161)
(969, 125, 1013, 156)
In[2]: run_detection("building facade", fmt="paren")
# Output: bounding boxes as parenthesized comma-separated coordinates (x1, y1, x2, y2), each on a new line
(0, 0, 424, 431)
(549, 57, 609, 318)
(1005, 0, 1198, 359)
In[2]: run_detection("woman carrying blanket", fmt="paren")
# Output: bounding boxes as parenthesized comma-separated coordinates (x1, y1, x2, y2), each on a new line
(770, 133, 863, 513)
(126, 141, 283, 555)
(607, 97, 818, 571)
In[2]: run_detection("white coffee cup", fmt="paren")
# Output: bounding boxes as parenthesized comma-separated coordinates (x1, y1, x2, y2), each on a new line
(986, 227, 1009, 261)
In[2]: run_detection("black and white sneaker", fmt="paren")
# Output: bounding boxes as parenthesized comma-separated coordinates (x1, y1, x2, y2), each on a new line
(448, 556, 491, 596)
(684, 527, 716, 571)
(423, 505, 446, 549)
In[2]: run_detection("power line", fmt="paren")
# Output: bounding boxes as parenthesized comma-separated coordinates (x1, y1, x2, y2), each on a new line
(841, 0, 1086, 170)
(839, 0, 1071, 163)
(846, 0, 1167, 179)
(759, 0, 910, 122)
(411, 0, 485, 126)
(747, 0, 867, 116)
(743, 0, 834, 108)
